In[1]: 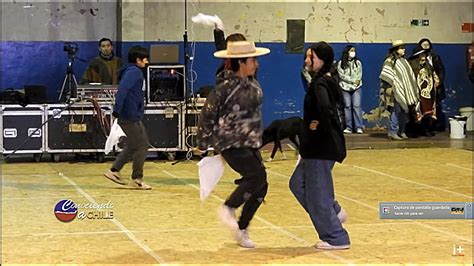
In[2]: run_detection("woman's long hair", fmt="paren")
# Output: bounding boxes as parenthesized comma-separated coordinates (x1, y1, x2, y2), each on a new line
(340, 45, 359, 70)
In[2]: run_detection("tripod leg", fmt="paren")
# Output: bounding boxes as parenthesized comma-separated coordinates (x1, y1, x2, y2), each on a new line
(58, 75, 69, 102)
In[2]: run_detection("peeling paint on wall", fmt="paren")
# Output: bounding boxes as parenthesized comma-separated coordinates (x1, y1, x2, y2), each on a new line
(376, 8, 385, 16)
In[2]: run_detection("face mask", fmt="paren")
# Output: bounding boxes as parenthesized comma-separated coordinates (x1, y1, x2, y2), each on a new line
(348, 51, 356, 59)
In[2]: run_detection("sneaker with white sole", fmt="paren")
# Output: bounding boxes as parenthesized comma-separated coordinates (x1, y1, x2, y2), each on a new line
(129, 179, 152, 190)
(234, 229, 255, 248)
(104, 170, 127, 185)
(356, 128, 363, 134)
(343, 128, 352, 134)
(337, 208, 348, 224)
(315, 241, 350, 250)
(218, 204, 238, 230)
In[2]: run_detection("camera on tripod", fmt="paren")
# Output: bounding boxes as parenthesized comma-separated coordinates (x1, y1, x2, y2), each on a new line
(63, 42, 79, 59)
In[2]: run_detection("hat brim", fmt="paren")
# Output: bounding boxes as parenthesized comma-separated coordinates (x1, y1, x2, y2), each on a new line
(214, 47, 270, 58)
(410, 49, 426, 58)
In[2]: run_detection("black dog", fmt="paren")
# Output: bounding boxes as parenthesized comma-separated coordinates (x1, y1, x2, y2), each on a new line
(261, 116, 302, 161)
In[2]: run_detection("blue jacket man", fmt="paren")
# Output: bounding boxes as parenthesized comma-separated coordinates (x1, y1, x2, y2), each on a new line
(104, 46, 152, 190)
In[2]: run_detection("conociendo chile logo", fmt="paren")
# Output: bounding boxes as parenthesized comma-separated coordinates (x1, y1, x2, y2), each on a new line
(54, 199, 114, 222)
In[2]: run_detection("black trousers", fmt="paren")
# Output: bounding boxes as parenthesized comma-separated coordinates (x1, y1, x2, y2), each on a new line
(221, 148, 268, 230)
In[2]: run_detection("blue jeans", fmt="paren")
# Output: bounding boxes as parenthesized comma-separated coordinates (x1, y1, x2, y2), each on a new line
(342, 89, 363, 130)
(389, 101, 408, 135)
(289, 159, 350, 246)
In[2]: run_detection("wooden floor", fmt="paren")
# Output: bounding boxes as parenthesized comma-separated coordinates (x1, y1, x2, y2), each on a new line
(1, 132, 473, 264)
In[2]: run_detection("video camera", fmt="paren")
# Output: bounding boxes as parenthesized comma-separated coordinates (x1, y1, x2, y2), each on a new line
(63, 42, 79, 59)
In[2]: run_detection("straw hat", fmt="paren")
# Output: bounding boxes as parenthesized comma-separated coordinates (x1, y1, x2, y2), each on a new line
(214, 41, 270, 58)
(390, 40, 405, 49)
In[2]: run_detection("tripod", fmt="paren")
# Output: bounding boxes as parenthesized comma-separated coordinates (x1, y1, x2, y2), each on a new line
(58, 60, 78, 102)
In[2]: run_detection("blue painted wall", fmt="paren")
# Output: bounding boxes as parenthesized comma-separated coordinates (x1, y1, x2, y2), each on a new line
(1, 41, 472, 127)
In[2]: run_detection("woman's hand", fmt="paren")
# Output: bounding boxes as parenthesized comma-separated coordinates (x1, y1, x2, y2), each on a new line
(309, 120, 319, 130)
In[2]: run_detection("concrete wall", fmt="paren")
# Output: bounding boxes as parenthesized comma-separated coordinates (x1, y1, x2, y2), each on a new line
(138, 1, 472, 43)
(1, 1, 472, 127)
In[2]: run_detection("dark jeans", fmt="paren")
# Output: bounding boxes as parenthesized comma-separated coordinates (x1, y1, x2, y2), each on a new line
(112, 120, 149, 179)
(221, 148, 268, 230)
(289, 158, 350, 246)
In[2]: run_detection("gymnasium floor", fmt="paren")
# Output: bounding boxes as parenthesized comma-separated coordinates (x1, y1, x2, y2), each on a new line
(1, 132, 473, 264)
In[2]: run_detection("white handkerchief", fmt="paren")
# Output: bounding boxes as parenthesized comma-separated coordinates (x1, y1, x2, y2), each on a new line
(197, 155, 225, 201)
(104, 119, 126, 155)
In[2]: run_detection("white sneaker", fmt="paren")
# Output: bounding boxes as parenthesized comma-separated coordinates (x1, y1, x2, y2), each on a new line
(315, 241, 350, 250)
(235, 229, 255, 248)
(218, 204, 238, 230)
(129, 179, 152, 190)
(343, 128, 352, 134)
(104, 170, 127, 185)
(356, 128, 363, 134)
(399, 133, 408, 139)
(337, 208, 348, 224)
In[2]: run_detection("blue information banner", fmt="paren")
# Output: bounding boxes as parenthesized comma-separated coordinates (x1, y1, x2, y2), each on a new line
(379, 202, 473, 219)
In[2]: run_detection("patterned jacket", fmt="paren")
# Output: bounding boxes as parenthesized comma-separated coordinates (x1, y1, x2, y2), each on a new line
(197, 70, 263, 152)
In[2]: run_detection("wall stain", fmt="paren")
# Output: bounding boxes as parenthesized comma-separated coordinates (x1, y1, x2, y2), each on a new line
(90, 8, 98, 16)
(361, 26, 369, 36)
(234, 25, 240, 30)
(325, 17, 331, 23)
(79, 9, 86, 15)
(376, 8, 385, 16)
(338, 6, 345, 14)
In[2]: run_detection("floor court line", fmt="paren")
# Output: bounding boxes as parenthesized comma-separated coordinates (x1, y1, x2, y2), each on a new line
(446, 163, 472, 171)
(161, 169, 353, 264)
(4, 220, 470, 239)
(343, 164, 472, 199)
(56, 172, 166, 264)
(266, 169, 474, 245)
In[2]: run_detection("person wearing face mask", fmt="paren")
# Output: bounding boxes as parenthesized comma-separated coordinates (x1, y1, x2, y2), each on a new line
(290, 42, 350, 250)
(417, 38, 446, 132)
(379, 40, 419, 140)
(409, 46, 440, 137)
(81, 38, 123, 85)
(103, 46, 151, 190)
(337, 45, 364, 134)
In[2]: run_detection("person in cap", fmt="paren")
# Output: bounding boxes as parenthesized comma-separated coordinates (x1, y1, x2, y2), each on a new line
(409, 46, 440, 137)
(379, 40, 419, 140)
(196, 41, 270, 248)
(418, 38, 446, 131)
(289, 41, 350, 250)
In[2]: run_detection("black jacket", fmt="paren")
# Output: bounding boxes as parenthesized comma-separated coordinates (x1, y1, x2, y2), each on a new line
(299, 74, 346, 163)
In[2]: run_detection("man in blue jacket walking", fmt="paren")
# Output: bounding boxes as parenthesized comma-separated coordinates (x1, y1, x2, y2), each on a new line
(104, 46, 151, 190)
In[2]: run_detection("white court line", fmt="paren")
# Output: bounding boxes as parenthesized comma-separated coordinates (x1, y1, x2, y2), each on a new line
(161, 170, 353, 264)
(266, 169, 474, 245)
(446, 163, 472, 172)
(345, 164, 473, 200)
(286, 143, 296, 151)
(6, 220, 469, 238)
(57, 172, 166, 264)
(1, 191, 190, 201)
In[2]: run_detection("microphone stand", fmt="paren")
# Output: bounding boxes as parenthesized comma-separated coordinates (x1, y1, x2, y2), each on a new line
(173, 0, 194, 164)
